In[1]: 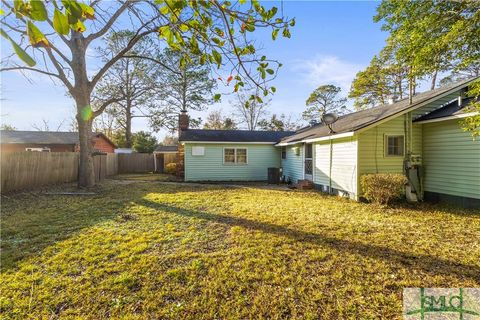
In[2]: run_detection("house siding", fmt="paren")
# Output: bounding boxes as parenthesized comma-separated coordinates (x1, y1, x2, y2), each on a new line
(358, 114, 422, 175)
(357, 113, 423, 196)
(314, 137, 358, 198)
(184, 143, 280, 181)
(422, 119, 480, 200)
(281, 144, 303, 183)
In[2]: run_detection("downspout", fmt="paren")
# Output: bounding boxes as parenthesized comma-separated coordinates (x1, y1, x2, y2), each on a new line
(329, 138, 333, 194)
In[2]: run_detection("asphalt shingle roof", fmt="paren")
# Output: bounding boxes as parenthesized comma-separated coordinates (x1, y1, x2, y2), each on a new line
(179, 129, 295, 143)
(0, 131, 113, 146)
(154, 145, 178, 152)
(279, 77, 477, 144)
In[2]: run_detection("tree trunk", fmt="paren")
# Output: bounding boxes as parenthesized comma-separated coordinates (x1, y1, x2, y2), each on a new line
(430, 70, 438, 90)
(125, 103, 132, 148)
(71, 31, 95, 188)
(76, 96, 96, 188)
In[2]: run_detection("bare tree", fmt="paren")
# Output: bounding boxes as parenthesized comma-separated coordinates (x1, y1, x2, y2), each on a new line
(31, 118, 65, 131)
(258, 113, 301, 131)
(232, 89, 269, 130)
(203, 109, 237, 130)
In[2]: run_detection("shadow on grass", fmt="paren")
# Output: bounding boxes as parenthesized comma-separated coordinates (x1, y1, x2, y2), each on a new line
(0, 192, 125, 272)
(0, 182, 235, 271)
(137, 198, 480, 283)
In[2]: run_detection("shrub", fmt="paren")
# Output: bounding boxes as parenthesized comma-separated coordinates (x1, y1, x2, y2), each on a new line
(164, 163, 177, 174)
(360, 173, 408, 205)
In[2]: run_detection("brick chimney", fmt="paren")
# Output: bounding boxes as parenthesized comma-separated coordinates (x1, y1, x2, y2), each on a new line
(178, 110, 189, 132)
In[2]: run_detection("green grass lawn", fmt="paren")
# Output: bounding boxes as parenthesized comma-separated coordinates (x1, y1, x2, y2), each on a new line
(113, 173, 179, 181)
(1, 179, 479, 319)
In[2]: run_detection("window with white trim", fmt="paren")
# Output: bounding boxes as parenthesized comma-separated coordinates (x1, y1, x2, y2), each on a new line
(223, 148, 247, 164)
(385, 135, 404, 156)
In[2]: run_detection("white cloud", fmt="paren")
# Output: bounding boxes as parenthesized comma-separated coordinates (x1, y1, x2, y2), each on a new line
(292, 55, 364, 93)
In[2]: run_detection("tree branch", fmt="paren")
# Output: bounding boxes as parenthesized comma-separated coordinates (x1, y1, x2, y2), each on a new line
(85, 1, 133, 45)
(123, 54, 182, 75)
(90, 28, 157, 89)
(93, 96, 125, 118)
(45, 48, 74, 91)
(0, 66, 62, 79)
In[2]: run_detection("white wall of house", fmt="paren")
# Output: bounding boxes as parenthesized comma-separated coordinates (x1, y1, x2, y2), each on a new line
(314, 137, 358, 199)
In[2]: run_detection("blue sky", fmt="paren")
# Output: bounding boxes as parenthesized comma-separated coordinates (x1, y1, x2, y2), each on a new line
(1, 1, 387, 139)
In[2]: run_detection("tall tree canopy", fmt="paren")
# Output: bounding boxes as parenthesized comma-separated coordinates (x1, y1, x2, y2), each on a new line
(373, 0, 480, 135)
(303, 85, 347, 121)
(94, 31, 160, 148)
(349, 55, 408, 110)
(1, 0, 294, 187)
(149, 48, 216, 133)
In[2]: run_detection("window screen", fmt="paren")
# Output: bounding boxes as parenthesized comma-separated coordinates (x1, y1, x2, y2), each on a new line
(236, 148, 247, 164)
(224, 148, 235, 163)
(281, 147, 286, 159)
(386, 135, 404, 156)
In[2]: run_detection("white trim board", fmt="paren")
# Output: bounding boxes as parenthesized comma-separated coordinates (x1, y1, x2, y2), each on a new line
(303, 131, 355, 143)
(182, 141, 276, 145)
(275, 141, 301, 147)
(413, 112, 479, 124)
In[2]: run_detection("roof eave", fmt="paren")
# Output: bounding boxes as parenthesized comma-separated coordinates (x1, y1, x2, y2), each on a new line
(413, 111, 479, 124)
(181, 140, 277, 144)
(354, 77, 479, 134)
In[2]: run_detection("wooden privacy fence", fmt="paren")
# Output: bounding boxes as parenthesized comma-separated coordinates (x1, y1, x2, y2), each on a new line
(1, 152, 156, 193)
(1, 152, 79, 193)
(118, 153, 154, 173)
(106, 153, 118, 176)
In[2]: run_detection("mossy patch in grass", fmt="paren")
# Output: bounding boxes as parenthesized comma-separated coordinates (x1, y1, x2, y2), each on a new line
(1, 179, 479, 319)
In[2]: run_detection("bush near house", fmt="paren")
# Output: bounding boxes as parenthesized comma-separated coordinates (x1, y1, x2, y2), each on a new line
(164, 162, 177, 174)
(360, 173, 408, 205)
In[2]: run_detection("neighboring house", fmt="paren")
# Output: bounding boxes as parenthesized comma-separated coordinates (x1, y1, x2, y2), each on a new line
(153, 145, 178, 173)
(0, 131, 116, 153)
(178, 78, 480, 208)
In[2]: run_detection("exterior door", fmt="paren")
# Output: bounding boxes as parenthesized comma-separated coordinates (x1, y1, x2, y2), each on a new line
(304, 143, 313, 181)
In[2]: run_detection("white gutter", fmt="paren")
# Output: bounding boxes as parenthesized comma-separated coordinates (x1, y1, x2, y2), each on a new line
(181, 141, 277, 144)
(304, 131, 355, 143)
(275, 141, 302, 147)
(413, 112, 479, 124)
(275, 131, 354, 146)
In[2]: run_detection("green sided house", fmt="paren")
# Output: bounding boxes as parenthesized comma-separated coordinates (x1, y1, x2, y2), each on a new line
(178, 77, 480, 208)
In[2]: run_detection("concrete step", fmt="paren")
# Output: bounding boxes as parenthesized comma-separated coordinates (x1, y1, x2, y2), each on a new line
(295, 179, 314, 190)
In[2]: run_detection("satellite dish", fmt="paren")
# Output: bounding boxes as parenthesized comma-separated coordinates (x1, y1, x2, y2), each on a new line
(321, 113, 338, 125)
